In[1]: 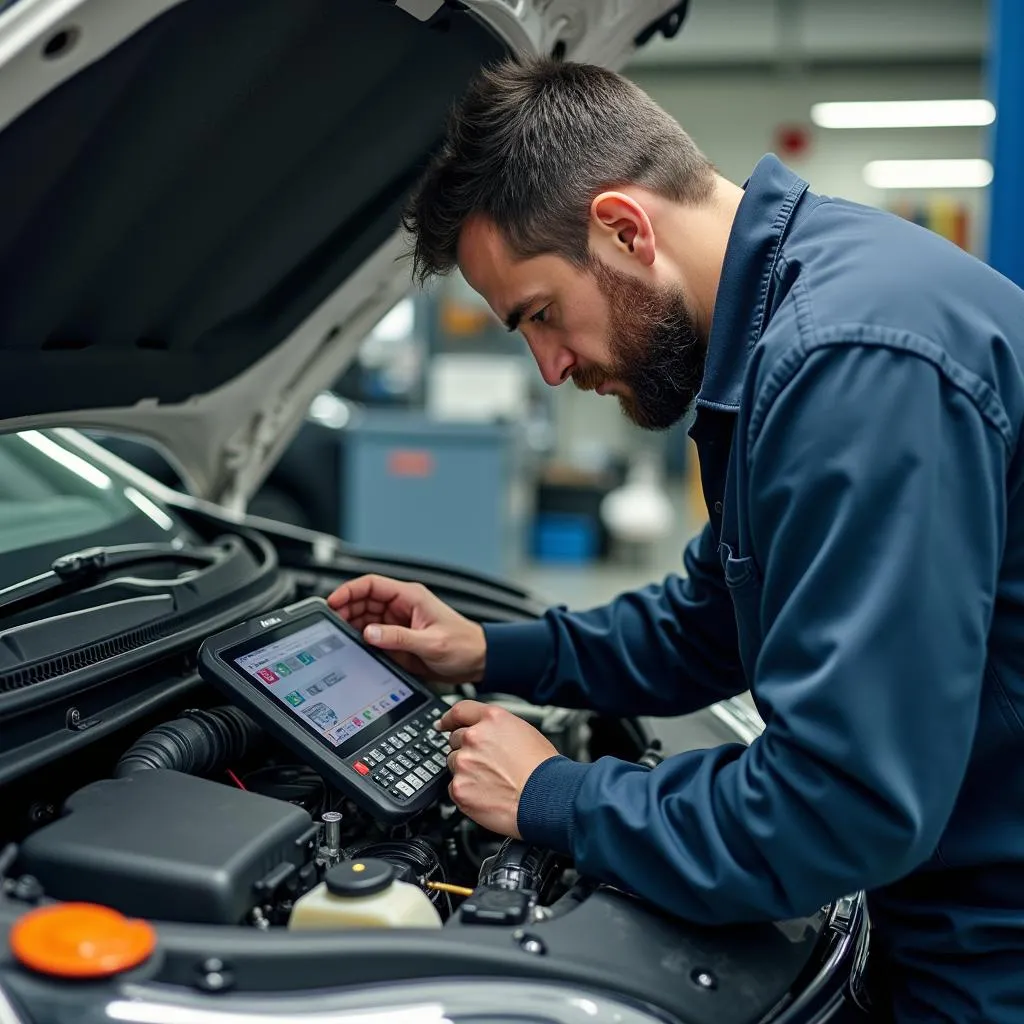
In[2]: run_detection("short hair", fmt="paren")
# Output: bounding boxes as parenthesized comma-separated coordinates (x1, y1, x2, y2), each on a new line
(402, 55, 716, 286)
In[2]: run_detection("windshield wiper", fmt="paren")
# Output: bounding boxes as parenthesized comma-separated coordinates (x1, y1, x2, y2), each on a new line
(0, 542, 221, 619)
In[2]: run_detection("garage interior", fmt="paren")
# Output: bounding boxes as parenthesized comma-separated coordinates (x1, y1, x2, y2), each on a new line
(295, 0, 1008, 604)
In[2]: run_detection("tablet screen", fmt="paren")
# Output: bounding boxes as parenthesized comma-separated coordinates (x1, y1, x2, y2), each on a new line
(232, 617, 417, 749)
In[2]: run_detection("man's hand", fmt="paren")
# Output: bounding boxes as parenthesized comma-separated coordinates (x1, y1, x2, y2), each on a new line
(437, 700, 558, 838)
(327, 575, 486, 687)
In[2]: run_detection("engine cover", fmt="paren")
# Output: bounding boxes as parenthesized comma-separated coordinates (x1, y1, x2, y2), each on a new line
(17, 769, 313, 924)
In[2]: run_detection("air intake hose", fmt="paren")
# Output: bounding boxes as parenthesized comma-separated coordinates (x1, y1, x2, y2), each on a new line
(115, 706, 262, 779)
(479, 839, 563, 898)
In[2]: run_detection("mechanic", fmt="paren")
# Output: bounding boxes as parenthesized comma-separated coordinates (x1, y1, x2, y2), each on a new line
(329, 57, 1024, 1023)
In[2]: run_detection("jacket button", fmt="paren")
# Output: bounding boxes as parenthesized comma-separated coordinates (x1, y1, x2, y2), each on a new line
(714, 501, 723, 513)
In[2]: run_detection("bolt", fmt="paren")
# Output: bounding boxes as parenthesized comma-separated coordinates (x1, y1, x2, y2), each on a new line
(691, 969, 717, 990)
(12, 876, 44, 903)
(67, 707, 81, 728)
(28, 803, 55, 824)
(196, 969, 234, 993)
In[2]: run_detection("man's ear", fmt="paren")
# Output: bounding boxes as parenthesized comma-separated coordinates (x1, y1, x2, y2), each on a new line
(589, 191, 656, 267)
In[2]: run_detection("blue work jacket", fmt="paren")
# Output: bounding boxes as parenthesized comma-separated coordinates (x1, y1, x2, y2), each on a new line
(480, 155, 1024, 1023)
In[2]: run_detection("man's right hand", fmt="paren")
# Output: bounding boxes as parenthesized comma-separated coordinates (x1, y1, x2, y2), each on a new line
(326, 574, 486, 688)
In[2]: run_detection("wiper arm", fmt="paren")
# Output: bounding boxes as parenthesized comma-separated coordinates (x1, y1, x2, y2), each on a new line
(51, 542, 211, 580)
(0, 542, 220, 619)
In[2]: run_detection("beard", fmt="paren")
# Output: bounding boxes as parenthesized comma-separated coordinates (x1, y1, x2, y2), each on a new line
(571, 258, 707, 431)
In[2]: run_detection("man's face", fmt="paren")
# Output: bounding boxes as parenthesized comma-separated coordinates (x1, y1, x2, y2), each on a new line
(457, 216, 706, 431)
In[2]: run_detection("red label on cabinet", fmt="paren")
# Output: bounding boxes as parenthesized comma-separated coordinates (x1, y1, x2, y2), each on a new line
(387, 450, 434, 478)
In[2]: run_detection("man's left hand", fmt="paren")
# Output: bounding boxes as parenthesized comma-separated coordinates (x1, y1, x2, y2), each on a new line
(437, 700, 558, 838)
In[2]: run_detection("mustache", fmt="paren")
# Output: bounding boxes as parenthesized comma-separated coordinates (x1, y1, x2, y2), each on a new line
(571, 364, 608, 392)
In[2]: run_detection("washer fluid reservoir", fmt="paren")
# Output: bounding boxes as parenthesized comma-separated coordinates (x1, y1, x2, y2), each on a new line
(288, 858, 442, 930)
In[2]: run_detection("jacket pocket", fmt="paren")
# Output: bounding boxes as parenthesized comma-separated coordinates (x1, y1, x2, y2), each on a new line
(723, 552, 764, 684)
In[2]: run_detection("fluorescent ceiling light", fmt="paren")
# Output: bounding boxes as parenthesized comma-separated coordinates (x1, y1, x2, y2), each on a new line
(812, 100, 995, 129)
(864, 159, 994, 190)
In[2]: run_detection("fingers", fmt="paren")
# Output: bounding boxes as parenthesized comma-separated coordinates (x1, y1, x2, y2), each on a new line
(447, 726, 469, 751)
(337, 597, 389, 621)
(362, 623, 433, 657)
(437, 700, 488, 732)
(345, 607, 405, 632)
(327, 574, 410, 612)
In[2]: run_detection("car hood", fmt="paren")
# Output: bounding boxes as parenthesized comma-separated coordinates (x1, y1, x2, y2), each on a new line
(0, 0, 687, 509)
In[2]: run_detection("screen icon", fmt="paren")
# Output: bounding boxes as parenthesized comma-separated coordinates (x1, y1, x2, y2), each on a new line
(353, 716, 363, 727)
(285, 690, 305, 707)
(306, 703, 338, 729)
(390, 693, 400, 703)
(257, 668, 279, 684)
(275, 662, 292, 677)
(297, 651, 316, 666)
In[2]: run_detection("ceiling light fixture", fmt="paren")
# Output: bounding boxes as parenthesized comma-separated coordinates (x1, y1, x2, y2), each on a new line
(812, 100, 996, 129)
(863, 159, 994, 190)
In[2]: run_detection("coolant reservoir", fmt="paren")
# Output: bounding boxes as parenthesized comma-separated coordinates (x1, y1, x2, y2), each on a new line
(288, 858, 442, 931)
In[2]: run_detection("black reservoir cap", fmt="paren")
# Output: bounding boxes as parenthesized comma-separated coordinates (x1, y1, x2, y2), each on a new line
(325, 858, 395, 897)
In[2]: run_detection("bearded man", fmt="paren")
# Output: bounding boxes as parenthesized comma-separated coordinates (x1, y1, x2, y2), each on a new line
(330, 56, 1024, 1024)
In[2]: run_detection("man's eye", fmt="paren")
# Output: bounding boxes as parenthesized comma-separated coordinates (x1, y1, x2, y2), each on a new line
(530, 306, 550, 325)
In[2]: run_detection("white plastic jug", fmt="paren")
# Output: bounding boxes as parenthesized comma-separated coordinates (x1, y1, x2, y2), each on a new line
(288, 857, 442, 931)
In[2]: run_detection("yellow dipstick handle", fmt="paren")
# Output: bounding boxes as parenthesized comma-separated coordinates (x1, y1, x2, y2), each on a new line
(427, 882, 474, 898)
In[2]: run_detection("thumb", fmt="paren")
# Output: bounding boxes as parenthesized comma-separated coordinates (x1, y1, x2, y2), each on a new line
(364, 623, 427, 655)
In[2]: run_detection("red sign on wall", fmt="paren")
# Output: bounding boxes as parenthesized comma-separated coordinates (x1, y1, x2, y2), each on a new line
(387, 450, 434, 478)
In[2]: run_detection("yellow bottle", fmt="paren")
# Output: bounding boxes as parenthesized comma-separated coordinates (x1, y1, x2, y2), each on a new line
(288, 858, 442, 931)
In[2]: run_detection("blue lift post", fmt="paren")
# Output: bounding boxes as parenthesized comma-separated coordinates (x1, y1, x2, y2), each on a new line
(987, 0, 1024, 288)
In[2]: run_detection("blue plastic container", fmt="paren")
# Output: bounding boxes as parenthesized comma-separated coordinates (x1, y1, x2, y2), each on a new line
(532, 512, 598, 564)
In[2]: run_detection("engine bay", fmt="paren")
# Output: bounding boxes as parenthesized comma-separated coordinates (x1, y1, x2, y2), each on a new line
(6, 698, 617, 933)
(0, 686, 867, 1024)
(0, 521, 867, 1023)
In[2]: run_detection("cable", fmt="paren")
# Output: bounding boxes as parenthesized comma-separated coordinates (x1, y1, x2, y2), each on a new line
(0, 843, 18, 882)
(456, 819, 484, 868)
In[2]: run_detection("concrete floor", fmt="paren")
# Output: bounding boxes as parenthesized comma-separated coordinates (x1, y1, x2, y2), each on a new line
(510, 508, 760, 757)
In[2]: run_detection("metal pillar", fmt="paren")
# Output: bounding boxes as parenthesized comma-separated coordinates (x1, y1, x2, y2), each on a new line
(987, 0, 1024, 287)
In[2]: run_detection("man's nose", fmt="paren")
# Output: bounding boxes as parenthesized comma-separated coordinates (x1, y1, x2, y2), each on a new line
(531, 341, 576, 388)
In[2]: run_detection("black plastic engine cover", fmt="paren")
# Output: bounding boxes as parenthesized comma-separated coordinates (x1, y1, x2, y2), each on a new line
(17, 769, 313, 924)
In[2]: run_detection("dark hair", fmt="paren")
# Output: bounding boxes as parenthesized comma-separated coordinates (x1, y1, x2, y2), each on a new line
(402, 55, 716, 286)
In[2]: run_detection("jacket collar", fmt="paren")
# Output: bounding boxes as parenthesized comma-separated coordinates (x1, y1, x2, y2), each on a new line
(695, 154, 810, 412)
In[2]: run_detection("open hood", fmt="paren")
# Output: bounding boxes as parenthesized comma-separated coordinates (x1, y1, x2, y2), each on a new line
(0, 0, 688, 508)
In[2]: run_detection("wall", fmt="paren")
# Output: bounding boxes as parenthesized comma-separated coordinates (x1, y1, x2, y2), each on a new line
(550, 59, 991, 467)
(628, 0, 987, 68)
(629, 63, 989, 251)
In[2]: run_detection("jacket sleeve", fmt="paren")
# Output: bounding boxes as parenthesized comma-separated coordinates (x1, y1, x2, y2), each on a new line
(475, 521, 748, 717)
(516, 342, 1006, 923)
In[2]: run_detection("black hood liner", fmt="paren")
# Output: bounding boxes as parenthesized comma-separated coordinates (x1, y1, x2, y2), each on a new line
(0, 0, 504, 419)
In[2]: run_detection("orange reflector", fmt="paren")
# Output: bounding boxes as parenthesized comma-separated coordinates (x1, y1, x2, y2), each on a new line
(11, 903, 156, 978)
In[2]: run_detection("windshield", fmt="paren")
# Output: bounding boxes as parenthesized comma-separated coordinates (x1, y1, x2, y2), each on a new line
(0, 430, 192, 586)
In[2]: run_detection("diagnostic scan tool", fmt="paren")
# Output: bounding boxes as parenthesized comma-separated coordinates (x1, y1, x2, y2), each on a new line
(198, 598, 452, 823)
